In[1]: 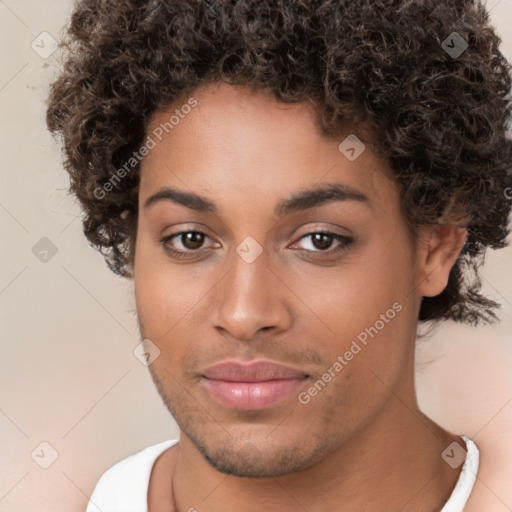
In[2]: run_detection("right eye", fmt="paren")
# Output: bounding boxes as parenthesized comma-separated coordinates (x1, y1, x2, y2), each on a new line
(160, 230, 219, 259)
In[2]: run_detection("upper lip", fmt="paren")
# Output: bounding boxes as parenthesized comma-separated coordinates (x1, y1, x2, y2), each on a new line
(202, 360, 308, 382)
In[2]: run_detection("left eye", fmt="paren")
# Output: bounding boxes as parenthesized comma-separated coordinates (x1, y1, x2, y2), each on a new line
(290, 231, 353, 253)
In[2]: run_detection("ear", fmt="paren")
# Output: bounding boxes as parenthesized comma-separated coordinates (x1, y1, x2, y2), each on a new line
(415, 224, 467, 298)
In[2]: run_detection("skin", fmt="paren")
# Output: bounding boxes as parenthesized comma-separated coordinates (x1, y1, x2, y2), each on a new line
(134, 81, 468, 512)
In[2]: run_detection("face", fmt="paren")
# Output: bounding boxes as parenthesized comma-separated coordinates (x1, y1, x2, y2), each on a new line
(134, 82, 424, 477)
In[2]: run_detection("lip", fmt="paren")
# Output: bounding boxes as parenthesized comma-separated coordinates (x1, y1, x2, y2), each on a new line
(200, 360, 309, 410)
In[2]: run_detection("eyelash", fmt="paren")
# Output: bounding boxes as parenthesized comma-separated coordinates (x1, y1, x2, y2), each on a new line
(159, 230, 354, 260)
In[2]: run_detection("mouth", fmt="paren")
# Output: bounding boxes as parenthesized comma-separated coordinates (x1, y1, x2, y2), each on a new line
(200, 360, 309, 410)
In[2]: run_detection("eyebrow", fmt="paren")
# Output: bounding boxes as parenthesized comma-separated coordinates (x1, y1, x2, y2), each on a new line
(143, 183, 370, 216)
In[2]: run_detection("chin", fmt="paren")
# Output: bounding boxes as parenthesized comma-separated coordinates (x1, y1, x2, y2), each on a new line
(185, 426, 324, 477)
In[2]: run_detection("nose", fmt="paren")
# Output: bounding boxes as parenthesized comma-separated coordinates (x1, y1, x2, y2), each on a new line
(212, 248, 292, 341)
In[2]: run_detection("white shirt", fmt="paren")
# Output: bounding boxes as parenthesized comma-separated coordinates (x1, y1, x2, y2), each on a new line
(85, 435, 479, 512)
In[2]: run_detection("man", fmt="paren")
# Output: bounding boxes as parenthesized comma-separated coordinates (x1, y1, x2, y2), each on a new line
(46, 1, 511, 510)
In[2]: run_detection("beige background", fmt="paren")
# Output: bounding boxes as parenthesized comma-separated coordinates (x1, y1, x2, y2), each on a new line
(1, 1, 511, 511)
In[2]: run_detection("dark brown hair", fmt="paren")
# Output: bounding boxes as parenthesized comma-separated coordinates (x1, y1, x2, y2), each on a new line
(46, 0, 512, 325)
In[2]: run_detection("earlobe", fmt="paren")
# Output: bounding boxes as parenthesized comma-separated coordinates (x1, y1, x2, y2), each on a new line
(416, 224, 467, 298)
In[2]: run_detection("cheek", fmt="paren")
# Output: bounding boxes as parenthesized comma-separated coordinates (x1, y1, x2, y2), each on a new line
(285, 241, 413, 339)
(135, 269, 200, 340)
(134, 237, 219, 344)
(285, 234, 415, 386)
(134, 235, 181, 338)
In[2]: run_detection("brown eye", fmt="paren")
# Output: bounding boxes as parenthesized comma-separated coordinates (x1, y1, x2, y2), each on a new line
(160, 230, 212, 259)
(310, 233, 335, 250)
(180, 231, 205, 250)
(291, 231, 354, 254)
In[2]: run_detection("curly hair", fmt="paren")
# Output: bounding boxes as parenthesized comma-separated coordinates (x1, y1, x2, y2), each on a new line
(46, 0, 512, 325)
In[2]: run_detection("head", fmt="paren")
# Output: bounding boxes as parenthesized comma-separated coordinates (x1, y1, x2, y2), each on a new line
(47, 0, 512, 477)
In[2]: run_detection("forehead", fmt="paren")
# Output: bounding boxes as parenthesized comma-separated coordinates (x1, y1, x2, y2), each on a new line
(140, 82, 397, 210)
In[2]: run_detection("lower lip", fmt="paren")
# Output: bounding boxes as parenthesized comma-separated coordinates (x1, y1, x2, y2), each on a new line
(201, 377, 306, 410)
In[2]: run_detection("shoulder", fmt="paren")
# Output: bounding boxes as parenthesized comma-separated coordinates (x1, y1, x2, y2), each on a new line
(440, 435, 480, 512)
(86, 439, 179, 512)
